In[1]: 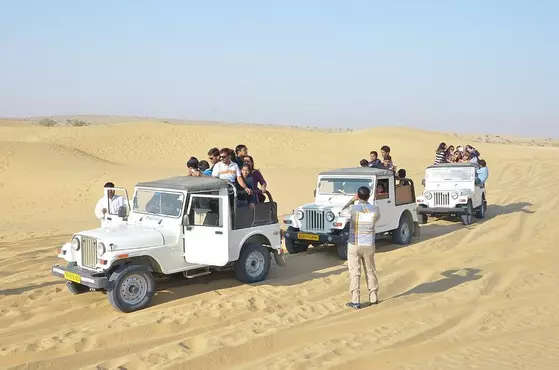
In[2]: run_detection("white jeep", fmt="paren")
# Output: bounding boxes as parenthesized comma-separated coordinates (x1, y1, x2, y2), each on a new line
(52, 176, 285, 312)
(416, 163, 487, 225)
(283, 167, 420, 259)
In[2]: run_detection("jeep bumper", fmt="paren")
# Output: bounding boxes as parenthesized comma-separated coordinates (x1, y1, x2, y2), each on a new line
(417, 207, 467, 215)
(52, 263, 109, 289)
(284, 230, 347, 245)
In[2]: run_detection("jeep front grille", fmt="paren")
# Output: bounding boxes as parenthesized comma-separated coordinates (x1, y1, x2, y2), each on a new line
(81, 236, 97, 268)
(434, 192, 450, 207)
(305, 210, 324, 231)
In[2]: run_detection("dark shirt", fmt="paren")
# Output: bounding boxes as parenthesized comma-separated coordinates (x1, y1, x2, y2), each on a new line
(251, 169, 267, 187)
(368, 159, 383, 168)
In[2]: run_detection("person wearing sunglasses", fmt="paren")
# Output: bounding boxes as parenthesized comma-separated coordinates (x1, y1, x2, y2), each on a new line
(212, 148, 252, 195)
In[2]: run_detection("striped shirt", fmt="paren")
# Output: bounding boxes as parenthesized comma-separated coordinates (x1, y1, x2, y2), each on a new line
(341, 201, 380, 246)
(434, 151, 446, 164)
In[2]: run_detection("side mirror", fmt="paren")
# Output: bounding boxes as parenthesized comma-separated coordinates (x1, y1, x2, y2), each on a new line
(118, 206, 128, 218)
(421, 179, 425, 186)
(182, 214, 190, 226)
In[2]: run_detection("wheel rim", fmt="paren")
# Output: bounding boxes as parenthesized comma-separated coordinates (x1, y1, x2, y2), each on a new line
(401, 221, 410, 240)
(119, 273, 148, 305)
(245, 250, 265, 278)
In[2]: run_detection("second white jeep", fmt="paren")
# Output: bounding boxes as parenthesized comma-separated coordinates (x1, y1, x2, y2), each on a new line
(283, 167, 420, 259)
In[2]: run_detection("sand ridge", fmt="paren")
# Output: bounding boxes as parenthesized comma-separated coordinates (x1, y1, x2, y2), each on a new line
(1, 120, 558, 369)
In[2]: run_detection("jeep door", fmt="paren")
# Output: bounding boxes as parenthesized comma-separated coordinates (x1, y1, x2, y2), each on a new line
(183, 194, 230, 266)
(373, 177, 398, 232)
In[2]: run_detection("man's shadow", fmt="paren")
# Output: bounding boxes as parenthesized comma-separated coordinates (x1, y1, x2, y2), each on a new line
(392, 268, 482, 298)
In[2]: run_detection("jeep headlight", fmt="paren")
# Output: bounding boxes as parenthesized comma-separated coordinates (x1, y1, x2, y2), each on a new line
(326, 211, 335, 222)
(97, 242, 106, 256)
(451, 191, 459, 200)
(71, 237, 80, 251)
(296, 210, 304, 220)
(423, 191, 433, 200)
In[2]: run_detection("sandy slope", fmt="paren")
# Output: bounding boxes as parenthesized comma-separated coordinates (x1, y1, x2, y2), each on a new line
(1, 121, 558, 369)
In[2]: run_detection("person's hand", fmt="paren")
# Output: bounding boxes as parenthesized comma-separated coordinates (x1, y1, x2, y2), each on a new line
(246, 188, 253, 195)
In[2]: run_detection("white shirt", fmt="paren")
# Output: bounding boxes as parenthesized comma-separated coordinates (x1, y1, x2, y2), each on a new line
(211, 161, 241, 182)
(95, 195, 127, 220)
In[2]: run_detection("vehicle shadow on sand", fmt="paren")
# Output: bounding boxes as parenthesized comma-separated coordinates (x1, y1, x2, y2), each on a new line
(0, 281, 64, 296)
(486, 202, 534, 218)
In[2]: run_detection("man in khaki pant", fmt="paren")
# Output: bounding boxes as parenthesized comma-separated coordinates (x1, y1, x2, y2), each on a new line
(340, 186, 380, 309)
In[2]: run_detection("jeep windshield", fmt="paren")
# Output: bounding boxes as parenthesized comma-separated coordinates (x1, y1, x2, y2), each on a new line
(133, 189, 184, 217)
(318, 178, 373, 195)
(426, 167, 475, 182)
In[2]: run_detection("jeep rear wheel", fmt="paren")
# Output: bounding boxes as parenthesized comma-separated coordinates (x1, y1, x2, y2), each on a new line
(461, 200, 474, 225)
(475, 197, 487, 219)
(66, 281, 90, 295)
(235, 244, 271, 283)
(107, 265, 155, 313)
(392, 212, 413, 245)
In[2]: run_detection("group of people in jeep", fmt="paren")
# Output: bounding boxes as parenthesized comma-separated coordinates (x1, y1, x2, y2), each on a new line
(434, 142, 482, 164)
(184, 144, 268, 208)
(359, 145, 395, 170)
(433, 142, 489, 186)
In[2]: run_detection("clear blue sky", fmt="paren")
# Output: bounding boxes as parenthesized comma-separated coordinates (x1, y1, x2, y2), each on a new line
(1, 1, 558, 136)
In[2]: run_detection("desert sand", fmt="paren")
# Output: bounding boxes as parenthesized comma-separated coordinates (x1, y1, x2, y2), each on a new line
(1, 119, 558, 369)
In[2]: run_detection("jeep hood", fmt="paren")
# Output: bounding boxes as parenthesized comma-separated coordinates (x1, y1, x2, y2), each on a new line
(77, 224, 167, 250)
(300, 194, 354, 211)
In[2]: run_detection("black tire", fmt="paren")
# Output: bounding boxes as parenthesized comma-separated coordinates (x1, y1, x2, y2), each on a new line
(392, 212, 413, 244)
(336, 242, 348, 260)
(284, 227, 309, 254)
(475, 197, 487, 219)
(461, 200, 474, 225)
(418, 206, 429, 224)
(107, 265, 155, 313)
(234, 244, 271, 283)
(66, 281, 90, 295)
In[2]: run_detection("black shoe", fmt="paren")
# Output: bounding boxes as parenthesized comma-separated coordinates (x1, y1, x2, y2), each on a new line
(346, 302, 361, 310)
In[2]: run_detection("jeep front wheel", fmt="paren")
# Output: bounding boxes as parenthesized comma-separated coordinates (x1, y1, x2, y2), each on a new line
(475, 197, 487, 219)
(392, 212, 413, 244)
(235, 244, 271, 283)
(336, 242, 348, 260)
(107, 265, 155, 313)
(461, 201, 474, 225)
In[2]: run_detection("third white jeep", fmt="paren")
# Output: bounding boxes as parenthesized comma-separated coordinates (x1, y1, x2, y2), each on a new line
(416, 163, 487, 225)
(283, 167, 420, 259)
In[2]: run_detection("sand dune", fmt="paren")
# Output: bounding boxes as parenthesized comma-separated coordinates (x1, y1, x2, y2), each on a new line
(1, 120, 558, 369)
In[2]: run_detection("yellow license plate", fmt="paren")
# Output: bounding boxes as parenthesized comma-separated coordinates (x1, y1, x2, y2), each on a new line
(64, 271, 81, 283)
(298, 232, 319, 241)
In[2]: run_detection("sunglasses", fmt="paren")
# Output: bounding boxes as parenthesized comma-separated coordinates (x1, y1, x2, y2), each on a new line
(219, 155, 228, 159)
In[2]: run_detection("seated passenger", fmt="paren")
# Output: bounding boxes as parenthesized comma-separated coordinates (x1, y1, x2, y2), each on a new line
(475, 159, 489, 186)
(369, 151, 383, 168)
(434, 142, 447, 164)
(186, 157, 201, 176)
(239, 164, 258, 208)
(452, 150, 462, 163)
(212, 148, 252, 194)
(198, 160, 212, 176)
(383, 154, 394, 171)
(445, 145, 455, 162)
(360, 159, 369, 167)
(235, 144, 248, 167)
(396, 169, 411, 186)
(207, 147, 220, 172)
(243, 155, 267, 202)
(461, 151, 471, 162)
(376, 183, 387, 197)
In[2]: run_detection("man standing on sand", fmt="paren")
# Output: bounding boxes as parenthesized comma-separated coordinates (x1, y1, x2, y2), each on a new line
(340, 186, 380, 309)
(95, 182, 128, 225)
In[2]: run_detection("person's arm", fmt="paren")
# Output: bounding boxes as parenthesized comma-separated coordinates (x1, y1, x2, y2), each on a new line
(211, 163, 220, 177)
(94, 198, 105, 220)
(255, 170, 267, 191)
(236, 175, 252, 194)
